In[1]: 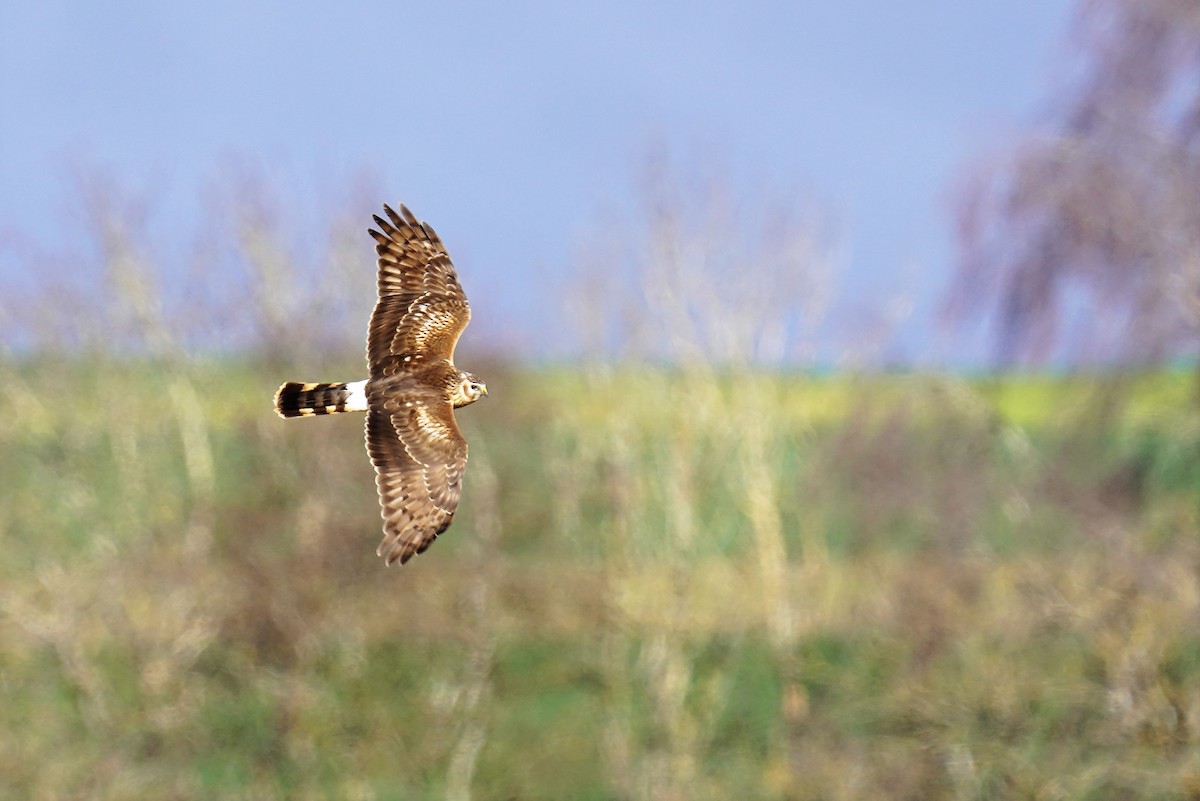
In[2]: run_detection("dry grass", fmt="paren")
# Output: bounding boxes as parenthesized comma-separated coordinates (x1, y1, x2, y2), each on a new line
(2, 169, 1199, 799)
(2, 359, 1198, 800)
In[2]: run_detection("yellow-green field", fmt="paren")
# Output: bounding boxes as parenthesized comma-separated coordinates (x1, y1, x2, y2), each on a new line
(1, 358, 1198, 800)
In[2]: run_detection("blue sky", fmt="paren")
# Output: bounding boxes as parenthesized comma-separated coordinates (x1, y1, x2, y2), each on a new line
(0, 0, 1076, 363)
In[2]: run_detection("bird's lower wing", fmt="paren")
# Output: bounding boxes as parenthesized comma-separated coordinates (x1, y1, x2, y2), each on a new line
(365, 399, 467, 565)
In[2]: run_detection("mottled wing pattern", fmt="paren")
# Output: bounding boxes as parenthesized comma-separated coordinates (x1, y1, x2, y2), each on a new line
(367, 204, 471, 375)
(366, 390, 468, 565)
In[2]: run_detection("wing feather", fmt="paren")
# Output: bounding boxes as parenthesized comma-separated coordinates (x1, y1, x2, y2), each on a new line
(365, 393, 468, 566)
(367, 204, 471, 373)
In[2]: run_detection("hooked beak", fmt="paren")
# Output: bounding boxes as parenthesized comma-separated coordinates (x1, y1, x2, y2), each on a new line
(480, 383, 489, 397)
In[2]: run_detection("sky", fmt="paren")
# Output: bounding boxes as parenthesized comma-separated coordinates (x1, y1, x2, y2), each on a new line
(0, 0, 1077, 364)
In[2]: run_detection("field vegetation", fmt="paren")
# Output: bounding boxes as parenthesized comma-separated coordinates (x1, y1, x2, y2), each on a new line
(2, 171, 1199, 800)
(1, 353, 1198, 800)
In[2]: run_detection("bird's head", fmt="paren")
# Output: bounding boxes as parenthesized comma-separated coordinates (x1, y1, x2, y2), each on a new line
(451, 371, 488, 407)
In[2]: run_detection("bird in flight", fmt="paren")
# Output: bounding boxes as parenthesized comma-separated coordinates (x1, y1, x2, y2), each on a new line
(274, 204, 487, 565)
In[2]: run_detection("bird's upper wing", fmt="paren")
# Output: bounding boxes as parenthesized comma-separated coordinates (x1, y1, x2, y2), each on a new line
(365, 390, 468, 565)
(367, 204, 471, 375)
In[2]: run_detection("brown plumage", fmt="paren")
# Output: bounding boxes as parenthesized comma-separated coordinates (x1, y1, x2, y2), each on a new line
(274, 204, 487, 565)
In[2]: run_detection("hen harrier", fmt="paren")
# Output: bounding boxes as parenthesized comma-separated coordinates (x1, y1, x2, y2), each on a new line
(274, 204, 487, 566)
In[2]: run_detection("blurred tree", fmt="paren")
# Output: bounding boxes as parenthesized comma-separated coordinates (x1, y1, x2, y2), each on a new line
(951, 0, 1200, 366)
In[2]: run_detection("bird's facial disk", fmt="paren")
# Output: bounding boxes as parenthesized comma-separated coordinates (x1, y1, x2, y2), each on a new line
(453, 372, 488, 407)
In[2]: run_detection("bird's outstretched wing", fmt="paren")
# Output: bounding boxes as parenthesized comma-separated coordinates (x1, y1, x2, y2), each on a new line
(367, 204, 471, 375)
(365, 391, 468, 566)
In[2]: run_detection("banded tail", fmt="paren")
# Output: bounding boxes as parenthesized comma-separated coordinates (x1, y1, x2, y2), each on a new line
(274, 380, 369, 418)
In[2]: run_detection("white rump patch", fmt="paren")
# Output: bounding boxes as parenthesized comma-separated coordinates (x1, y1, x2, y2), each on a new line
(344, 380, 369, 412)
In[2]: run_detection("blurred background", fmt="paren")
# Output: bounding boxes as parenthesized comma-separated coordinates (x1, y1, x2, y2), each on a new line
(2, 1, 1199, 799)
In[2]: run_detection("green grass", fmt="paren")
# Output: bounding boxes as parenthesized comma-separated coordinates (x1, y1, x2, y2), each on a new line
(1, 358, 1199, 799)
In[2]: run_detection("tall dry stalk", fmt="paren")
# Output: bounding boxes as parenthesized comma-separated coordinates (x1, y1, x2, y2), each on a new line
(81, 177, 217, 557)
(443, 444, 500, 801)
(569, 153, 843, 798)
